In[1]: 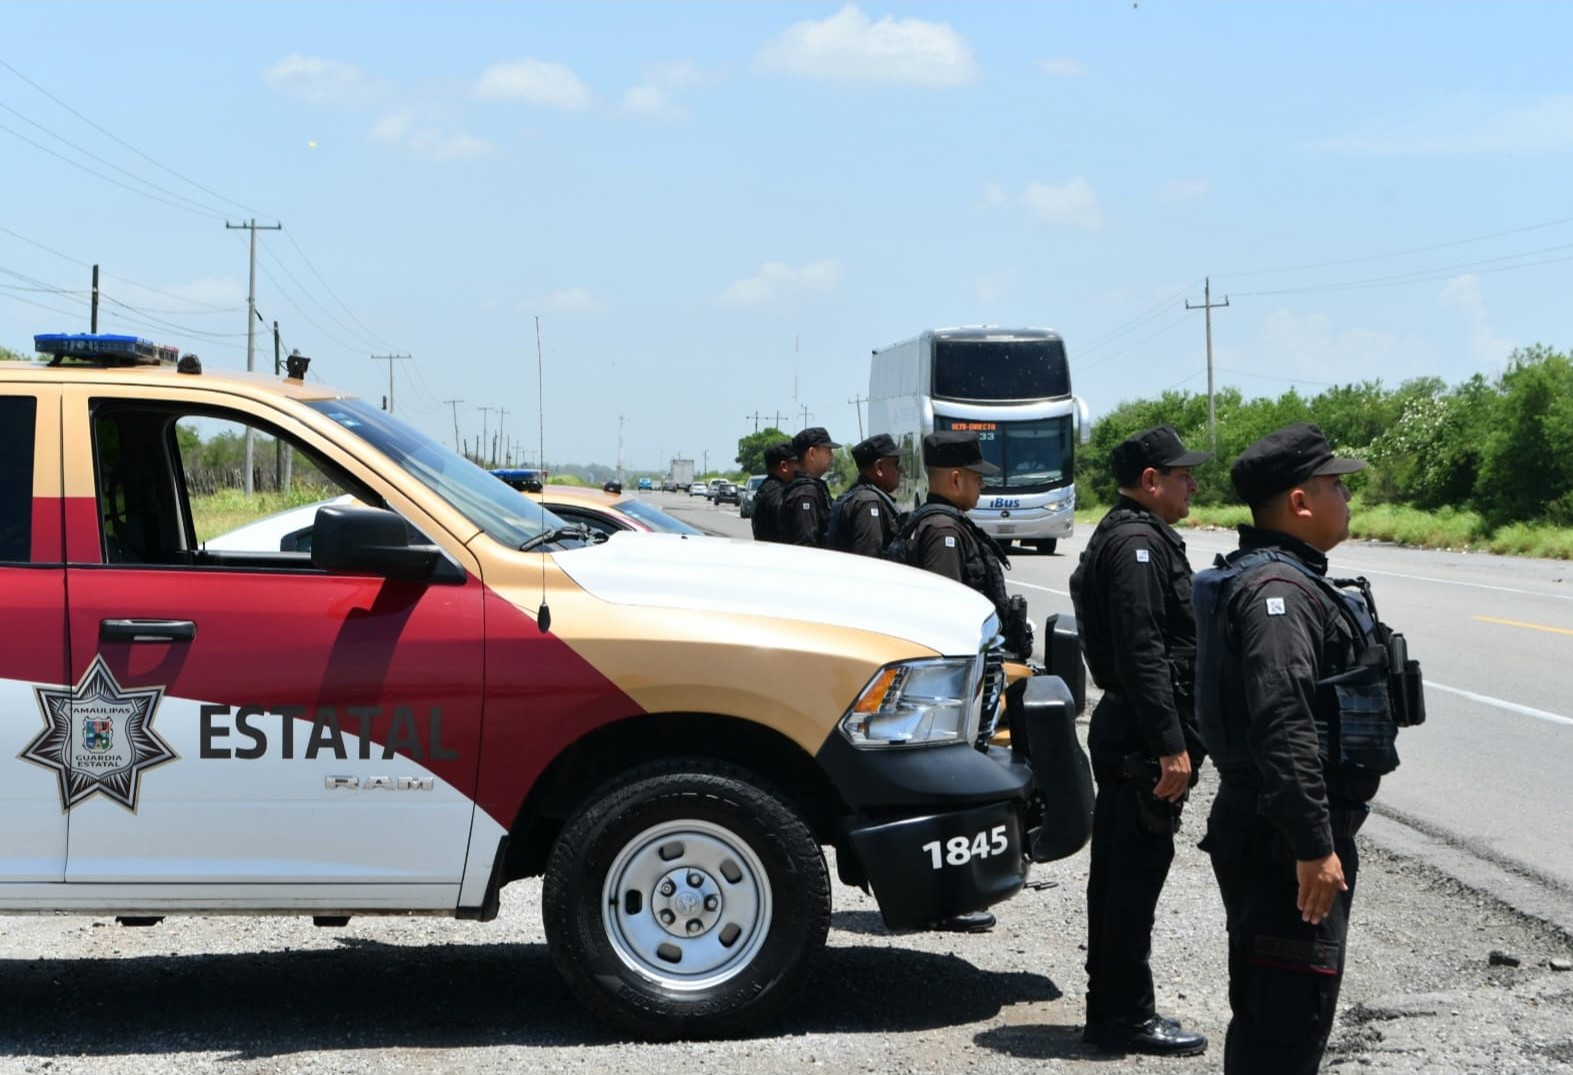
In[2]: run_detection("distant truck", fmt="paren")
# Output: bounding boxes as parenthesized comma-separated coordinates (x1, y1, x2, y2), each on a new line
(669, 457, 696, 491)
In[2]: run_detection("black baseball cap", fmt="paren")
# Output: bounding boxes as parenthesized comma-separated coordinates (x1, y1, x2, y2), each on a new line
(852, 433, 900, 469)
(922, 431, 1000, 476)
(1230, 422, 1367, 505)
(1111, 425, 1212, 486)
(763, 441, 797, 469)
(792, 427, 840, 455)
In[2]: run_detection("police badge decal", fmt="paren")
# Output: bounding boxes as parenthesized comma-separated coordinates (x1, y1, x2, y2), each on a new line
(21, 655, 178, 812)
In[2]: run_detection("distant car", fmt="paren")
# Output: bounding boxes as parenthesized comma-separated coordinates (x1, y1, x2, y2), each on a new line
(739, 474, 766, 518)
(526, 484, 702, 536)
(714, 481, 740, 506)
(637, 477, 653, 491)
(661, 479, 677, 492)
(689, 482, 710, 498)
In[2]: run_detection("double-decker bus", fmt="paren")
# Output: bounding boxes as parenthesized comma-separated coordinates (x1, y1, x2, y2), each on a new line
(867, 327, 1090, 554)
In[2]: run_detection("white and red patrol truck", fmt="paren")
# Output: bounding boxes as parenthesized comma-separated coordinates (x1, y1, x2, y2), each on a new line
(0, 334, 1092, 1038)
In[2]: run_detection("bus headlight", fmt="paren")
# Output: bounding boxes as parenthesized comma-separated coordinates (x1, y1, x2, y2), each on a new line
(840, 657, 982, 748)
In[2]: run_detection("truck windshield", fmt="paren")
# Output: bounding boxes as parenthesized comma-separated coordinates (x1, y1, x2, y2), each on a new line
(306, 398, 568, 548)
(936, 415, 1074, 491)
(932, 338, 1070, 402)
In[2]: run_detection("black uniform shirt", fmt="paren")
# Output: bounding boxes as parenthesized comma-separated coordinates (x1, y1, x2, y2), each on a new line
(751, 475, 789, 543)
(779, 473, 832, 547)
(829, 477, 899, 556)
(1216, 525, 1381, 861)
(908, 494, 1010, 619)
(1069, 496, 1197, 761)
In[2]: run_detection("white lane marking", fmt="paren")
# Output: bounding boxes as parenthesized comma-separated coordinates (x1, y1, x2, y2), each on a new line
(1010, 580, 1070, 598)
(1428, 681, 1573, 727)
(1325, 565, 1573, 602)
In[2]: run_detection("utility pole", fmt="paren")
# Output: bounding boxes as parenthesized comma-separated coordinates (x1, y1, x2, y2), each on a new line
(744, 411, 764, 434)
(702, 449, 709, 475)
(799, 404, 811, 429)
(847, 393, 867, 440)
(1186, 276, 1230, 451)
(272, 322, 283, 490)
(444, 399, 463, 451)
(793, 333, 800, 414)
(90, 264, 99, 332)
(494, 408, 509, 468)
(370, 354, 412, 414)
(226, 218, 281, 495)
(477, 406, 495, 465)
(616, 414, 625, 486)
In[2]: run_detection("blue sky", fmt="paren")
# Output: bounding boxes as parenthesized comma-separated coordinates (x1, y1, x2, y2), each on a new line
(4, 2, 1571, 473)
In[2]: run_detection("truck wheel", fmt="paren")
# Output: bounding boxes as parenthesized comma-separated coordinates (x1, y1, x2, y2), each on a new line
(1029, 538, 1057, 555)
(542, 759, 830, 1040)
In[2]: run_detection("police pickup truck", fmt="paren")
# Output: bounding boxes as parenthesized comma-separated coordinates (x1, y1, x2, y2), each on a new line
(0, 333, 1092, 1039)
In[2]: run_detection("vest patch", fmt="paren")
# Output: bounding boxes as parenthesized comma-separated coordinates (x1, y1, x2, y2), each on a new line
(1266, 596, 1286, 615)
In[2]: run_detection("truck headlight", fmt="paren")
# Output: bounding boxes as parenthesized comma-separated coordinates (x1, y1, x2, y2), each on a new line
(840, 657, 982, 748)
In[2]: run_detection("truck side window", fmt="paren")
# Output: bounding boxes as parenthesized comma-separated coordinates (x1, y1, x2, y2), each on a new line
(0, 396, 37, 563)
(90, 402, 367, 566)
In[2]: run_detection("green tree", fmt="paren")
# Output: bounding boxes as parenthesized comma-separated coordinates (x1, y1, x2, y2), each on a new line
(736, 427, 790, 475)
(1476, 347, 1573, 524)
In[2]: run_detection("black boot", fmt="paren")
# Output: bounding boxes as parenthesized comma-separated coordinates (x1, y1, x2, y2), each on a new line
(1085, 1015, 1207, 1057)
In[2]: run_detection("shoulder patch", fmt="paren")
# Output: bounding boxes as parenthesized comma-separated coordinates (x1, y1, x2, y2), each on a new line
(802, 502, 811, 510)
(1135, 548, 1150, 563)
(869, 507, 880, 516)
(1266, 596, 1286, 616)
(944, 535, 957, 548)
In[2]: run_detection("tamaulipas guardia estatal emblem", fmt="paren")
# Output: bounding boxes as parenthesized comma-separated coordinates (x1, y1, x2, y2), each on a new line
(22, 655, 178, 812)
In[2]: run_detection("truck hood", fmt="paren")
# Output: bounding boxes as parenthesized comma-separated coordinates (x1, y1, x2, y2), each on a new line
(552, 533, 997, 657)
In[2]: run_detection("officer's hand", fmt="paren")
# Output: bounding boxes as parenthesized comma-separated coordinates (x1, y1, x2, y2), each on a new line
(1153, 751, 1192, 802)
(1295, 852, 1348, 925)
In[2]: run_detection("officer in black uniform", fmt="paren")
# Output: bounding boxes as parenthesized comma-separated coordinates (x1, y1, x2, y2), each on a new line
(750, 441, 798, 544)
(828, 433, 903, 556)
(779, 427, 840, 547)
(1195, 423, 1403, 1075)
(1070, 425, 1211, 1058)
(905, 431, 1011, 621)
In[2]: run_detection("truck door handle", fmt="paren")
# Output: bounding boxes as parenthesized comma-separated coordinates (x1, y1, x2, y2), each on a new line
(100, 619, 197, 643)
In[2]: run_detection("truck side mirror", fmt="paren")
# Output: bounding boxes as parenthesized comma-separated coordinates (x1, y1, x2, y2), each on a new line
(311, 505, 448, 581)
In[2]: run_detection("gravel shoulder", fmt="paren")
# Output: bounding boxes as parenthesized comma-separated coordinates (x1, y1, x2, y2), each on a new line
(5, 736, 1572, 1075)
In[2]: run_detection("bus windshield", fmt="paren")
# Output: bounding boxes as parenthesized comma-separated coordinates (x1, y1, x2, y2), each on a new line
(932, 337, 1070, 401)
(936, 415, 1074, 491)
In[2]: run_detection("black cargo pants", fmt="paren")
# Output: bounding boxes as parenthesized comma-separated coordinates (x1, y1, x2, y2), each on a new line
(1202, 799, 1362, 1075)
(1084, 754, 1179, 1030)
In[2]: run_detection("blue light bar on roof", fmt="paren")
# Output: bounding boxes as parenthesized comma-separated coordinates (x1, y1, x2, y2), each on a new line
(33, 333, 180, 365)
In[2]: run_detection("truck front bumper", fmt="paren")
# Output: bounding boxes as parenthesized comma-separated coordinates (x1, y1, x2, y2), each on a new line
(817, 675, 1092, 930)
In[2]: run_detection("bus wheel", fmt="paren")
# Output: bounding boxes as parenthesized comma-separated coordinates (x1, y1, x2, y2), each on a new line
(542, 759, 830, 1040)
(1029, 539, 1057, 555)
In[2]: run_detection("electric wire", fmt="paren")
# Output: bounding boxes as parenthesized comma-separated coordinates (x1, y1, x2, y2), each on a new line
(0, 56, 269, 218)
(0, 100, 230, 219)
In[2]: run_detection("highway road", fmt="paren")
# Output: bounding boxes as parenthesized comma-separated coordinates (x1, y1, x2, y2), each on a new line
(662, 492, 1573, 908)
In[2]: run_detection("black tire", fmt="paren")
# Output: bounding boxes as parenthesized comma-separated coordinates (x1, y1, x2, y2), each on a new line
(542, 759, 830, 1040)
(1029, 538, 1057, 555)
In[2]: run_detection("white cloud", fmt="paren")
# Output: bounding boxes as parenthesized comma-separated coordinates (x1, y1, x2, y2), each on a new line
(1309, 93, 1573, 154)
(1158, 178, 1210, 204)
(621, 85, 688, 121)
(264, 54, 391, 108)
(975, 180, 1006, 209)
(1022, 177, 1103, 229)
(1037, 57, 1087, 78)
(1439, 274, 1513, 364)
(756, 4, 975, 87)
(533, 288, 607, 314)
(474, 58, 593, 111)
(370, 112, 492, 160)
(975, 271, 1013, 303)
(1257, 309, 1433, 384)
(647, 60, 721, 90)
(718, 260, 845, 307)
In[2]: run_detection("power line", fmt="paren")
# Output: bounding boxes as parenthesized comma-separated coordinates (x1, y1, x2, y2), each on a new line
(0, 56, 268, 218)
(0, 100, 230, 218)
(1221, 212, 1573, 280)
(0, 118, 226, 220)
(281, 228, 401, 353)
(1231, 244, 1573, 299)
